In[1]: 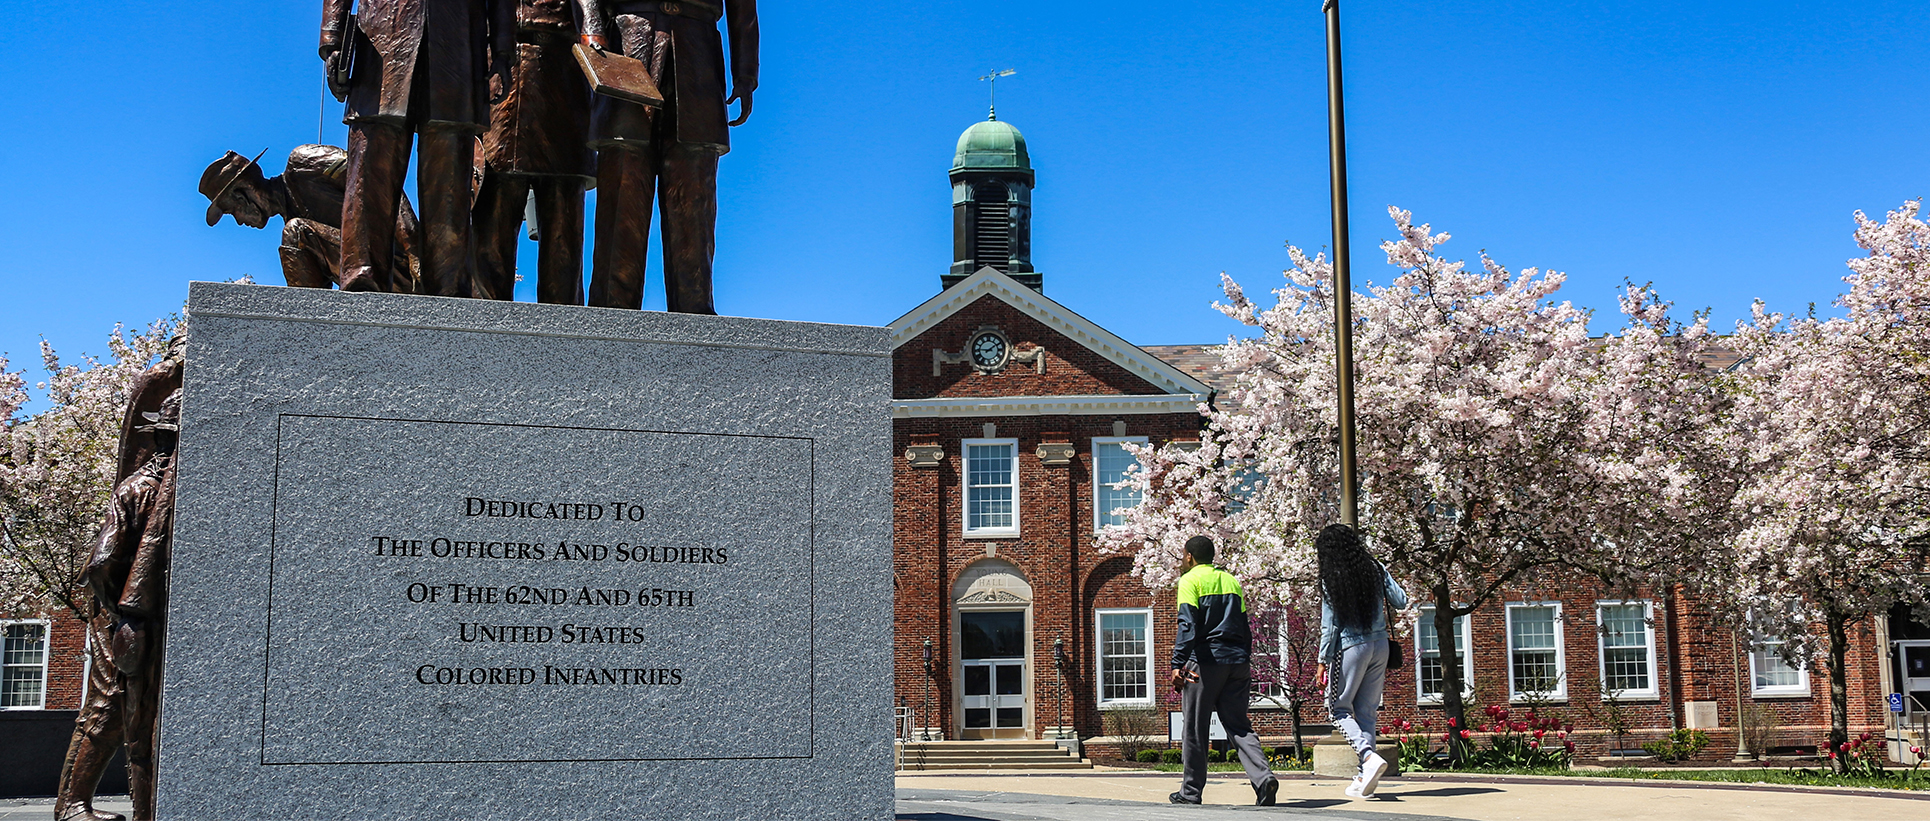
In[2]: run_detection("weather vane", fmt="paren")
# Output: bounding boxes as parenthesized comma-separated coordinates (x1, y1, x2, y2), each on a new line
(978, 68, 1016, 120)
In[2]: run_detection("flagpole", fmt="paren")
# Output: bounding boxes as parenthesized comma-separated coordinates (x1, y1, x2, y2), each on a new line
(1323, 0, 1360, 527)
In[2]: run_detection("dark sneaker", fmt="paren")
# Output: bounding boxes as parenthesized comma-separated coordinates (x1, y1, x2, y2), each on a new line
(1169, 791, 1201, 804)
(1255, 777, 1279, 806)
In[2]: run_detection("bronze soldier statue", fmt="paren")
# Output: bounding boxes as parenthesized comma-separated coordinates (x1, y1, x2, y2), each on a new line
(54, 339, 183, 821)
(65, 386, 181, 821)
(201, 145, 423, 293)
(576, 0, 757, 313)
(472, 0, 594, 304)
(320, 0, 503, 295)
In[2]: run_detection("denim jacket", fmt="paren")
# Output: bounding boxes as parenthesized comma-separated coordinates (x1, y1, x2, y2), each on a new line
(1318, 566, 1409, 663)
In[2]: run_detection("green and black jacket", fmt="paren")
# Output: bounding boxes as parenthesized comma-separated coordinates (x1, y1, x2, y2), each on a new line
(1171, 563, 1252, 668)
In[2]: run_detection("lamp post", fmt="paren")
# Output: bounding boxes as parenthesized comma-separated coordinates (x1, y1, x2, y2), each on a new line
(922, 639, 935, 741)
(1053, 637, 1071, 738)
(1322, 0, 1360, 527)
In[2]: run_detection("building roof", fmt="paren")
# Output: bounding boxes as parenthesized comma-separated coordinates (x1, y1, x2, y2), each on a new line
(1142, 341, 1747, 410)
(1141, 344, 1238, 394)
(952, 119, 1031, 177)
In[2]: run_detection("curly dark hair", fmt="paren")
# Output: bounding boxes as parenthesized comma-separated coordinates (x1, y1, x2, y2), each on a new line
(1317, 523, 1383, 633)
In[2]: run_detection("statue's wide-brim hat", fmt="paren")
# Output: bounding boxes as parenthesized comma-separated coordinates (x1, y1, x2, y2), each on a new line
(200, 148, 268, 226)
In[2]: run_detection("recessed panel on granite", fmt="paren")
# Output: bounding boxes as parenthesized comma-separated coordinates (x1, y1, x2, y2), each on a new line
(159, 283, 892, 821)
(262, 416, 813, 764)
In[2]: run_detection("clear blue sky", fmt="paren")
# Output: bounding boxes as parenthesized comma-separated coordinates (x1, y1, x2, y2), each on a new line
(2, 1, 1925, 397)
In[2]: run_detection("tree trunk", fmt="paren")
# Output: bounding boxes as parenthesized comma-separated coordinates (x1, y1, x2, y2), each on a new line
(1826, 610, 1850, 774)
(1432, 582, 1469, 764)
(1290, 701, 1306, 763)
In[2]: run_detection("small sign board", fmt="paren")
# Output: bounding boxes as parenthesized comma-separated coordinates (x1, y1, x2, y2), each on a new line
(1169, 710, 1227, 741)
(1892, 692, 1907, 714)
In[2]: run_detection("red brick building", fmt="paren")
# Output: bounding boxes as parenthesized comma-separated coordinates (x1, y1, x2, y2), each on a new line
(888, 116, 1930, 765)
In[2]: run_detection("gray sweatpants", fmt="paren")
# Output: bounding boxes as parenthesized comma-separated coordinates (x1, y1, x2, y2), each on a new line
(1328, 638, 1389, 769)
(1178, 662, 1275, 802)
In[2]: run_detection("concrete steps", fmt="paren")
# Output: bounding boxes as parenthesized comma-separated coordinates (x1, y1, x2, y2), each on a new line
(898, 740, 1094, 770)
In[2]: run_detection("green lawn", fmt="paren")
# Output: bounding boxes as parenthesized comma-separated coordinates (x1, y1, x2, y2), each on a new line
(1582, 766, 1930, 791)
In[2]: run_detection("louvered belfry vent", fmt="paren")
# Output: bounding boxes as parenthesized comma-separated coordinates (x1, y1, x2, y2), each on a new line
(973, 182, 1011, 271)
(946, 117, 1039, 291)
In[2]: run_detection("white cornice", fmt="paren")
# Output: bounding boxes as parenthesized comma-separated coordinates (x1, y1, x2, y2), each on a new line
(889, 267, 1215, 398)
(892, 394, 1206, 419)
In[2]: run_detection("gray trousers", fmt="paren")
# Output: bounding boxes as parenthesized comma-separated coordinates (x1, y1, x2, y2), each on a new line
(1328, 638, 1389, 768)
(1178, 662, 1275, 801)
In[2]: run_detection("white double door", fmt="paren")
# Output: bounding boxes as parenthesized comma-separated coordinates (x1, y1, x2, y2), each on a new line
(961, 659, 1026, 738)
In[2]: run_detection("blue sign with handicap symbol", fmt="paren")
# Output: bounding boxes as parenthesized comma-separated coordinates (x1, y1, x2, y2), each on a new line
(1892, 693, 1907, 713)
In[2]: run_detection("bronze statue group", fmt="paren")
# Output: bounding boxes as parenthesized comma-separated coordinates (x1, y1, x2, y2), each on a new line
(201, 0, 758, 315)
(65, 3, 756, 820)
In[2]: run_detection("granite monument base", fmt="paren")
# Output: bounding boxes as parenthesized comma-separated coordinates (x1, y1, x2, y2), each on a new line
(158, 284, 893, 820)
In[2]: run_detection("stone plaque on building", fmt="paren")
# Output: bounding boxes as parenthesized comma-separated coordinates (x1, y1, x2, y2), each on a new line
(159, 284, 892, 820)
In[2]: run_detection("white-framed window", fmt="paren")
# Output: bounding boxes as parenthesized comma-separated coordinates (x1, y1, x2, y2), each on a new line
(1225, 464, 1266, 515)
(1095, 608, 1153, 706)
(962, 438, 1019, 537)
(1, 620, 50, 710)
(1595, 601, 1658, 699)
(1092, 437, 1148, 529)
(1506, 603, 1566, 700)
(1748, 635, 1811, 697)
(1417, 607, 1473, 703)
(1248, 610, 1290, 707)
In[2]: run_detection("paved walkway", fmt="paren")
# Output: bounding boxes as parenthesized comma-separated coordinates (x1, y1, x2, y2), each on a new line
(6, 773, 1925, 820)
(896, 770, 1930, 821)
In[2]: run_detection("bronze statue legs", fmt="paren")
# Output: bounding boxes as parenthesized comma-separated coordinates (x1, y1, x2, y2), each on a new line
(473, 173, 586, 304)
(54, 618, 126, 821)
(587, 141, 719, 313)
(342, 122, 475, 296)
(279, 219, 340, 289)
(121, 663, 160, 821)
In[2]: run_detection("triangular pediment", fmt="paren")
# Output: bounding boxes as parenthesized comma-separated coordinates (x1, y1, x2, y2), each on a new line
(889, 267, 1213, 399)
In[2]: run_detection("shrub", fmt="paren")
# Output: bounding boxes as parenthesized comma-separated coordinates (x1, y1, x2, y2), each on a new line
(1104, 707, 1164, 763)
(1208, 749, 1226, 763)
(1160, 749, 1183, 764)
(1641, 729, 1711, 763)
(1740, 705, 1779, 761)
(1135, 749, 1162, 763)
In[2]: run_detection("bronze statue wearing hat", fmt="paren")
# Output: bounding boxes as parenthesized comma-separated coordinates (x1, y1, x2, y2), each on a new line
(54, 340, 182, 821)
(321, 0, 505, 295)
(201, 145, 422, 292)
(472, 0, 595, 304)
(576, 0, 757, 314)
(60, 384, 181, 821)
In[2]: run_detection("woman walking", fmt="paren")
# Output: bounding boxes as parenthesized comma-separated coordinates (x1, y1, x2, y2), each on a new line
(1316, 523, 1408, 797)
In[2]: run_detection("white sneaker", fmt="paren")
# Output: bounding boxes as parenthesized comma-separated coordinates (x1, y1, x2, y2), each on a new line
(1344, 776, 1365, 797)
(1360, 751, 1389, 796)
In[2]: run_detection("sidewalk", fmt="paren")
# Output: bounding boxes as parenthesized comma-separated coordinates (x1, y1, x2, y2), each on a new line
(10, 773, 1924, 821)
(896, 769, 1930, 821)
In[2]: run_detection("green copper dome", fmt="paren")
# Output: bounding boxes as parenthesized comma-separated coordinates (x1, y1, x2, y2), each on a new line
(952, 119, 1032, 176)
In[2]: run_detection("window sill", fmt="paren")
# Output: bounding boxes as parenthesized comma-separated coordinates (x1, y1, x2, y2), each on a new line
(962, 531, 1019, 540)
(1750, 689, 1812, 699)
(1097, 700, 1157, 711)
(1508, 697, 1569, 705)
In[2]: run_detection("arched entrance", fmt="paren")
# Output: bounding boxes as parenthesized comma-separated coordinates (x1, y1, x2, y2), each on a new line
(953, 559, 1032, 740)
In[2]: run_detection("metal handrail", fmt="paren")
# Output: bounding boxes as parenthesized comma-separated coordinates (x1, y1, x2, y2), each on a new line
(894, 706, 916, 770)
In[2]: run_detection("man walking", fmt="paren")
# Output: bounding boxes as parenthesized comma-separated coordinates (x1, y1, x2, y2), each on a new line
(1169, 535, 1278, 806)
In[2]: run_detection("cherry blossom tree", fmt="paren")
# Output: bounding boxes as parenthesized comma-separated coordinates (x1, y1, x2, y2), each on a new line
(1247, 595, 1322, 762)
(1722, 201, 1930, 766)
(1097, 208, 1731, 753)
(0, 315, 179, 619)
